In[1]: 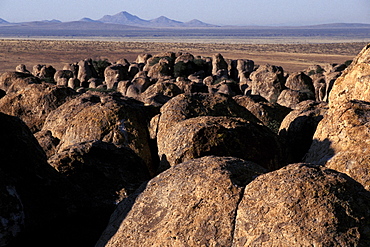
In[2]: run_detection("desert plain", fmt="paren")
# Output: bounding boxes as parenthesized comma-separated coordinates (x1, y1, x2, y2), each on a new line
(0, 38, 367, 74)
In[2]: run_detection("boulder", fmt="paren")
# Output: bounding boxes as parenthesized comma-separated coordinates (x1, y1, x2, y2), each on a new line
(233, 95, 291, 133)
(54, 70, 74, 86)
(137, 80, 182, 107)
(104, 64, 129, 89)
(41, 91, 154, 174)
(48, 140, 150, 206)
(250, 64, 286, 103)
(77, 59, 98, 87)
(0, 83, 77, 133)
(15, 64, 30, 74)
(277, 88, 312, 109)
(147, 58, 172, 79)
(33, 64, 56, 80)
(135, 53, 152, 64)
(233, 163, 370, 246)
(279, 100, 328, 163)
(158, 116, 282, 171)
(96, 156, 266, 247)
(285, 71, 315, 93)
(304, 43, 370, 190)
(63, 63, 79, 78)
(0, 72, 41, 93)
(212, 53, 228, 76)
(157, 93, 260, 138)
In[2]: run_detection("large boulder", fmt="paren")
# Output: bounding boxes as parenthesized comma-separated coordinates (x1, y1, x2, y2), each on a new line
(137, 80, 182, 107)
(304, 43, 370, 190)
(96, 156, 266, 247)
(41, 91, 154, 174)
(54, 70, 74, 86)
(158, 116, 282, 171)
(233, 95, 291, 133)
(279, 100, 328, 163)
(157, 93, 260, 137)
(250, 64, 286, 103)
(48, 140, 150, 206)
(77, 59, 98, 87)
(212, 53, 228, 76)
(0, 83, 77, 133)
(104, 64, 129, 89)
(0, 71, 41, 93)
(233, 163, 370, 246)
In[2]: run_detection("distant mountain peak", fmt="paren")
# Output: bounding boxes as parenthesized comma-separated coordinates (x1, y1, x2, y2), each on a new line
(0, 18, 9, 24)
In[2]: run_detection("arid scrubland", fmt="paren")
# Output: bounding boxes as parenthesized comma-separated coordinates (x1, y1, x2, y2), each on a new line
(0, 39, 366, 73)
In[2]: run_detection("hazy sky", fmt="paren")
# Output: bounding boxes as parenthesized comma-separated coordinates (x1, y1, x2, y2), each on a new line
(0, 0, 369, 26)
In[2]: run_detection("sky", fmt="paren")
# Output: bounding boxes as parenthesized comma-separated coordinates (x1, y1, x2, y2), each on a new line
(0, 0, 369, 26)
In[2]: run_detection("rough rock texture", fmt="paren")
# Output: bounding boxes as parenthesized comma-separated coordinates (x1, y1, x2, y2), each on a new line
(54, 70, 74, 86)
(233, 95, 291, 133)
(250, 64, 286, 103)
(285, 71, 315, 94)
(138, 81, 182, 107)
(279, 100, 328, 163)
(48, 140, 150, 206)
(77, 59, 98, 87)
(304, 43, 370, 190)
(158, 116, 282, 171)
(0, 72, 41, 93)
(157, 93, 260, 136)
(212, 53, 228, 76)
(0, 83, 77, 133)
(104, 64, 128, 89)
(233, 163, 370, 247)
(96, 156, 266, 247)
(41, 91, 154, 173)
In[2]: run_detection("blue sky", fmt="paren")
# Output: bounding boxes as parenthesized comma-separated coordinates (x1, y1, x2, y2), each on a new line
(0, 0, 369, 26)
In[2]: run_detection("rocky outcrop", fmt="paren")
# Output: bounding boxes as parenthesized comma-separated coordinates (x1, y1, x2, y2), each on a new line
(0, 83, 77, 133)
(54, 70, 74, 86)
(96, 156, 266, 247)
(250, 64, 286, 103)
(48, 140, 150, 206)
(77, 59, 98, 87)
(233, 95, 291, 133)
(212, 53, 228, 76)
(104, 64, 129, 89)
(41, 91, 154, 173)
(157, 116, 282, 171)
(304, 43, 370, 190)
(0, 71, 41, 93)
(233, 163, 370, 246)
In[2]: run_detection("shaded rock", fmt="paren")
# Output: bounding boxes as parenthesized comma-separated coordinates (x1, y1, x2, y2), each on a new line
(0, 83, 77, 133)
(175, 77, 208, 94)
(304, 100, 370, 190)
(0, 112, 90, 246)
(158, 116, 282, 171)
(116, 80, 131, 96)
(233, 163, 370, 246)
(250, 64, 286, 103)
(0, 177, 25, 247)
(0, 72, 41, 93)
(41, 91, 154, 174)
(63, 63, 79, 78)
(48, 140, 150, 206)
(147, 58, 172, 79)
(277, 88, 312, 109)
(313, 76, 326, 101)
(96, 156, 266, 247)
(233, 95, 291, 133)
(104, 64, 128, 89)
(33, 65, 56, 80)
(34, 130, 60, 158)
(54, 70, 74, 86)
(304, 43, 370, 190)
(279, 100, 328, 163)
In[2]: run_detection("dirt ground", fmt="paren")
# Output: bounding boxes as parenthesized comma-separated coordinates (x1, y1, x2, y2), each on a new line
(0, 39, 367, 74)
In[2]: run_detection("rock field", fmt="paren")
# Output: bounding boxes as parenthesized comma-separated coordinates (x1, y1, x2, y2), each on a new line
(0, 44, 370, 246)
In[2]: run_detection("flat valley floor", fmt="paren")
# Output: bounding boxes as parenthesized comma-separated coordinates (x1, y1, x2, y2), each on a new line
(0, 39, 367, 74)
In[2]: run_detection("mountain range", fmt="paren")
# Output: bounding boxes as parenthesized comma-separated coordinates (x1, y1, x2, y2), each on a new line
(0, 11, 218, 28)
